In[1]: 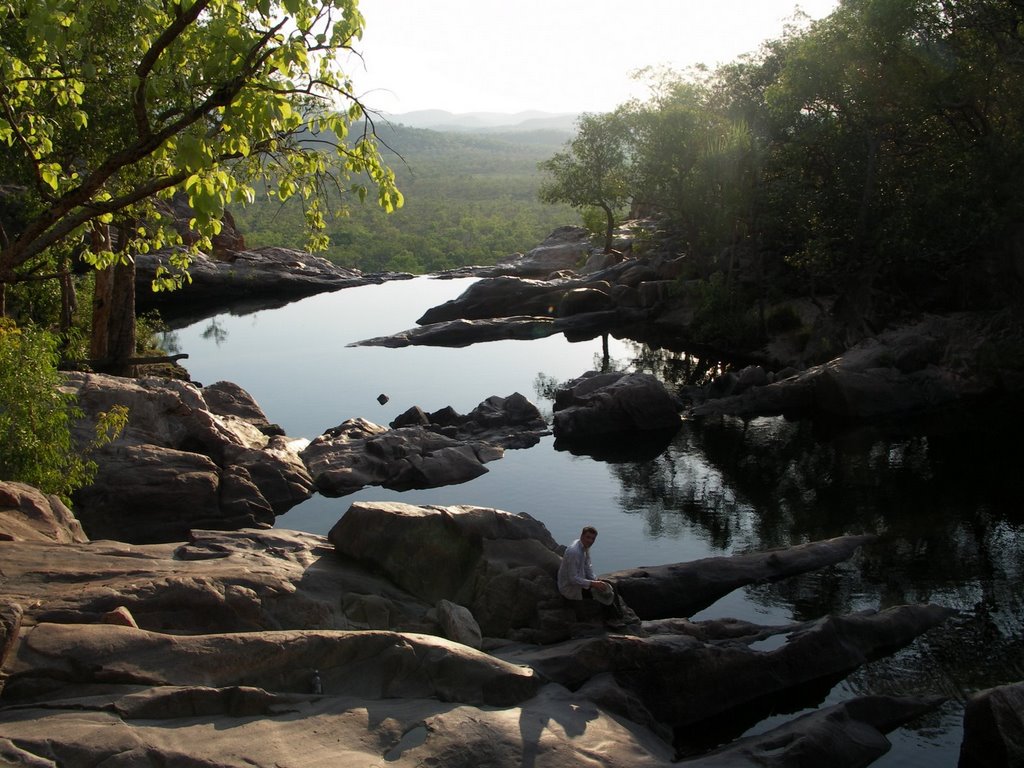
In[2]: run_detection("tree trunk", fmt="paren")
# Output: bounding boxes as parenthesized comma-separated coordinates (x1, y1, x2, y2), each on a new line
(602, 203, 615, 254)
(90, 225, 137, 377)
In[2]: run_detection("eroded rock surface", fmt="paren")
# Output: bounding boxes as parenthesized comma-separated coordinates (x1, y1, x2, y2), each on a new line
(329, 501, 572, 642)
(607, 534, 877, 620)
(136, 245, 411, 326)
(0, 500, 954, 767)
(0, 481, 87, 543)
(302, 394, 548, 497)
(552, 370, 683, 442)
(64, 372, 314, 543)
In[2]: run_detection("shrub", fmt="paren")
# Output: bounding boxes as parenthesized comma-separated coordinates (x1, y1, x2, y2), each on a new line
(0, 319, 124, 503)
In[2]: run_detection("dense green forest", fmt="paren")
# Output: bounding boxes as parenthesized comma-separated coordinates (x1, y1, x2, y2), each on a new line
(539, 0, 1024, 336)
(230, 126, 579, 273)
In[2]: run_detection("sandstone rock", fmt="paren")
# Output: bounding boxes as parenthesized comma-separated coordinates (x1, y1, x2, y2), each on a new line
(202, 380, 284, 435)
(391, 392, 548, 449)
(552, 370, 683, 441)
(695, 695, 945, 767)
(351, 311, 629, 348)
(0, 600, 23, 687)
(301, 418, 497, 496)
(0, 683, 676, 768)
(608, 534, 877, 620)
(0, 481, 87, 543)
(959, 681, 1024, 768)
(0, 528, 433, 635)
(2, 623, 542, 707)
(135, 245, 387, 325)
(437, 599, 483, 649)
(0, 512, 962, 767)
(329, 502, 570, 641)
(691, 313, 998, 425)
(558, 286, 614, 317)
(303, 394, 549, 498)
(417, 276, 570, 324)
(354, 315, 562, 347)
(499, 603, 953, 732)
(63, 372, 313, 543)
(494, 225, 593, 277)
(101, 606, 139, 628)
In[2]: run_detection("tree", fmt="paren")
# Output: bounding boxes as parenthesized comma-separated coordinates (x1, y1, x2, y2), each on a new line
(538, 111, 631, 253)
(0, 0, 402, 371)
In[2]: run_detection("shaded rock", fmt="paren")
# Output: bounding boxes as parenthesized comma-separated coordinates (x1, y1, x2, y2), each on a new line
(0, 481, 87, 543)
(691, 313, 999, 425)
(392, 393, 549, 449)
(499, 603, 954, 731)
(303, 394, 548, 497)
(696, 695, 945, 767)
(300, 418, 498, 497)
(354, 315, 562, 347)
(0, 600, 23, 687)
(494, 225, 593, 277)
(552, 370, 683, 441)
(558, 286, 614, 317)
(135, 246, 396, 326)
(351, 311, 629, 348)
(959, 681, 1024, 768)
(329, 502, 571, 641)
(0, 507, 964, 767)
(607, 534, 877, 620)
(64, 372, 313, 543)
(417, 276, 570, 324)
(436, 599, 483, 649)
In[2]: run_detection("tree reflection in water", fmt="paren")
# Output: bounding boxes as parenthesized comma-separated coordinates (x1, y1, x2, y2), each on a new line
(539, 338, 1024, 734)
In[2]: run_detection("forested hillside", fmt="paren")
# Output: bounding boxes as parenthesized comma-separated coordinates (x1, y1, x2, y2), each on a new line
(230, 124, 580, 273)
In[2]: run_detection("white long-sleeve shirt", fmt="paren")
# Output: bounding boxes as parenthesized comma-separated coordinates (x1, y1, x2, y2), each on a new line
(557, 538, 596, 600)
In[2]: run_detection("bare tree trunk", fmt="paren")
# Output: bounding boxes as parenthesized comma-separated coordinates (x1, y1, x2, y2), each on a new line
(90, 225, 137, 377)
(602, 204, 615, 254)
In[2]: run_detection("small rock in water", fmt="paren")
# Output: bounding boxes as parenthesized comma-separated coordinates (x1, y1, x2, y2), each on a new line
(377, 393, 389, 405)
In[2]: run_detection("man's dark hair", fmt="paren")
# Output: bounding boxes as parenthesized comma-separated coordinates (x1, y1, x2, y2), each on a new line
(582, 526, 598, 537)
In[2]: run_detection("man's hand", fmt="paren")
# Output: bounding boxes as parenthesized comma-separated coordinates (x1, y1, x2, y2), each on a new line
(591, 580, 611, 593)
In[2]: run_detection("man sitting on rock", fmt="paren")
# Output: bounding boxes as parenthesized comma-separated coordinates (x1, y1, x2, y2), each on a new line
(557, 525, 632, 629)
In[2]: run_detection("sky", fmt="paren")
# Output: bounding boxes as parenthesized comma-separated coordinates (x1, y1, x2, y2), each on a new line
(348, 0, 841, 116)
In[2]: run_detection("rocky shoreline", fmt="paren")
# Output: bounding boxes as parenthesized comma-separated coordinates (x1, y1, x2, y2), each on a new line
(2, 225, 1022, 765)
(1, 481, 992, 766)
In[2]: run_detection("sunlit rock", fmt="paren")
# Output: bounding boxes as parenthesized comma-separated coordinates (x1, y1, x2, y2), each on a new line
(64, 373, 314, 543)
(0, 481, 87, 543)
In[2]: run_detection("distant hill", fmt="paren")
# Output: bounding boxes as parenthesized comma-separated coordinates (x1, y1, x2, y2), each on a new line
(231, 121, 581, 274)
(381, 109, 580, 134)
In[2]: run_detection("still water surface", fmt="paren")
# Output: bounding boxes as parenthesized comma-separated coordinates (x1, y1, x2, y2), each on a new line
(166, 276, 1024, 766)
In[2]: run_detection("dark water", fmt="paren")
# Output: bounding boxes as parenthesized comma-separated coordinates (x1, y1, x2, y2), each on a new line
(165, 276, 1024, 766)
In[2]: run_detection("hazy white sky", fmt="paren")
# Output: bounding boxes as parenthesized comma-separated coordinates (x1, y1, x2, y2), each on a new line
(349, 0, 840, 115)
